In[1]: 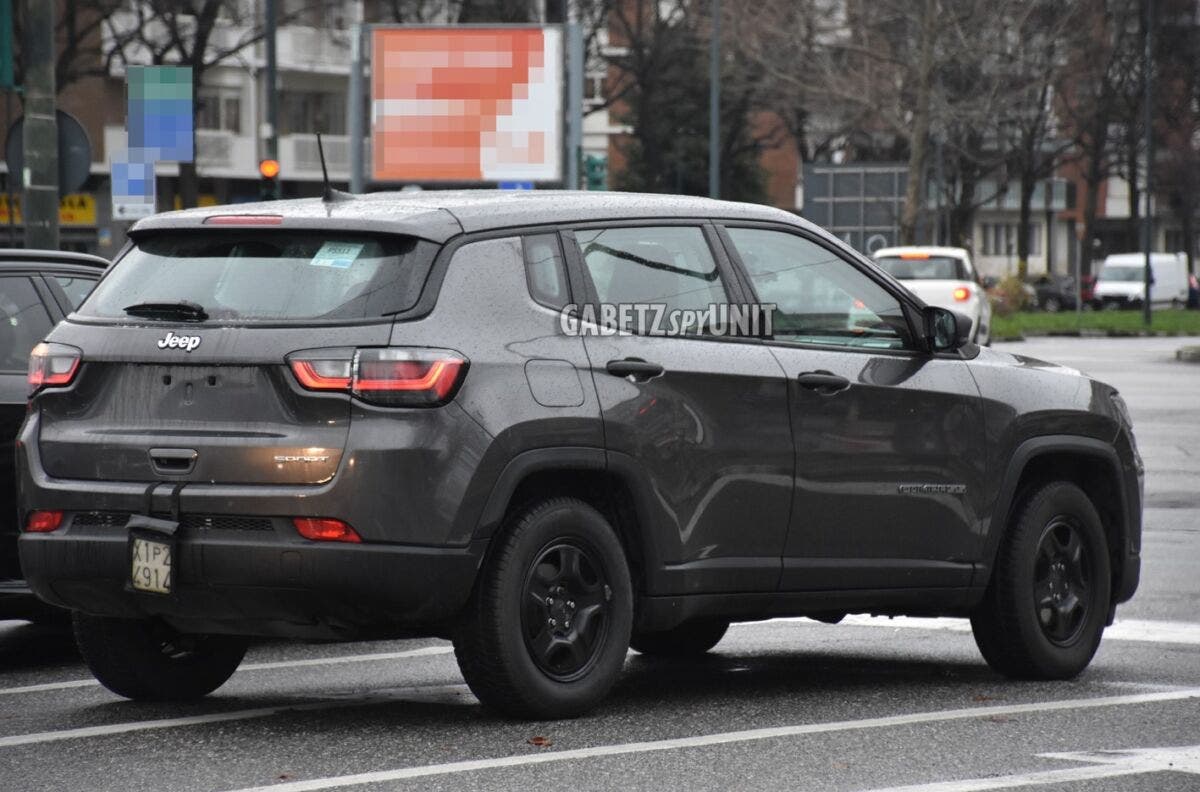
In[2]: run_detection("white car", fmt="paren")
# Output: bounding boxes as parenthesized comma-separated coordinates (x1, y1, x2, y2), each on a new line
(872, 246, 992, 346)
(1093, 252, 1190, 309)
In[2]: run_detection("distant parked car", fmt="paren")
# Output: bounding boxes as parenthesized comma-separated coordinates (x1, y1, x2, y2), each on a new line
(0, 249, 108, 622)
(1093, 253, 1189, 309)
(872, 246, 992, 344)
(1026, 273, 1078, 312)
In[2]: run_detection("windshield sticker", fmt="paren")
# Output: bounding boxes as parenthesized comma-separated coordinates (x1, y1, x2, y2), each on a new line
(310, 242, 365, 269)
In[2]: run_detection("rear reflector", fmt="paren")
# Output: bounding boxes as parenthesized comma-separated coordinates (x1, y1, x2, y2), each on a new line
(953, 286, 972, 302)
(292, 517, 361, 543)
(203, 215, 283, 225)
(288, 347, 468, 407)
(25, 510, 64, 533)
(28, 342, 81, 395)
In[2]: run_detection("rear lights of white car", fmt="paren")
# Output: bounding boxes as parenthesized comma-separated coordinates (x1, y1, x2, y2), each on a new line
(28, 342, 82, 395)
(953, 286, 972, 302)
(288, 347, 468, 407)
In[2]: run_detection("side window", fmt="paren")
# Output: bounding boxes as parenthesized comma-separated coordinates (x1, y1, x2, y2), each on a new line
(727, 227, 914, 350)
(575, 226, 728, 333)
(52, 275, 99, 310)
(0, 277, 54, 371)
(523, 234, 569, 310)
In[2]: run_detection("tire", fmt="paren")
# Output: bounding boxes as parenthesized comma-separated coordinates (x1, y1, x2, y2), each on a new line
(631, 619, 729, 657)
(73, 613, 247, 701)
(454, 497, 633, 719)
(971, 482, 1110, 680)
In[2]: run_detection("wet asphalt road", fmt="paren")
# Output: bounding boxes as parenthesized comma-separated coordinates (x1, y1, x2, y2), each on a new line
(1, 335, 1198, 792)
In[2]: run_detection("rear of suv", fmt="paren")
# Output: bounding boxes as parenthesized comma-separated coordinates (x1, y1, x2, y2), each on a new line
(18, 192, 1141, 718)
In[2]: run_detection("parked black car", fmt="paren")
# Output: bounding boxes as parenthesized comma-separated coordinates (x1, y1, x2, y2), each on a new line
(1026, 273, 1078, 312)
(17, 193, 1141, 718)
(0, 249, 107, 621)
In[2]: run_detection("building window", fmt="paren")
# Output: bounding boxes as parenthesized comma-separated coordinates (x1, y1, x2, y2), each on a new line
(196, 88, 242, 134)
(981, 222, 1041, 257)
(281, 91, 347, 136)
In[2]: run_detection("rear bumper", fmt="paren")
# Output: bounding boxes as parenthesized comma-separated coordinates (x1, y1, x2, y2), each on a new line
(18, 522, 485, 639)
(0, 578, 64, 621)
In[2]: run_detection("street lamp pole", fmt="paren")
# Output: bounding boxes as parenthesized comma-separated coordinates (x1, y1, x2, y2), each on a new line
(708, 0, 720, 199)
(1142, 0, 1154, 327)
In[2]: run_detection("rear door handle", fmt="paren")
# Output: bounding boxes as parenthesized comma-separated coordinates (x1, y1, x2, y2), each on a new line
(149, 448, 198, 476)
(606, 358, 664, 382)
(797, 370, 850, 394)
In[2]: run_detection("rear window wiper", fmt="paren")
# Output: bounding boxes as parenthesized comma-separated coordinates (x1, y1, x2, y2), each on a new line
(123, 300, 209, 322)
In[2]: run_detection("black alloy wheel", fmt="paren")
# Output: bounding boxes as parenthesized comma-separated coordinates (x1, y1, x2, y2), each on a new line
(522, 540, 612, 682)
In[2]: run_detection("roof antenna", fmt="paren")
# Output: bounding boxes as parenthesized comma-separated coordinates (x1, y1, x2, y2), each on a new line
(316, 132, 352, 203)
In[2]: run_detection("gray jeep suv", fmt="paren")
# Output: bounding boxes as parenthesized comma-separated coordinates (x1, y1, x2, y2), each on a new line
(17, 191, 1141, 719)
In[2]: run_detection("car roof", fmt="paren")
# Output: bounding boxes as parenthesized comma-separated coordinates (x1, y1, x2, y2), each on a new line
(872, 246, 971, 260)
(1103, 253, 1177, 265)
(0, 249, 109, 270)
(129, 190, 803, 243)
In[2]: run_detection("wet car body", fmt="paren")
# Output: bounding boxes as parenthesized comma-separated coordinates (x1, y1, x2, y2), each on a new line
(15, 192, 1141, 716)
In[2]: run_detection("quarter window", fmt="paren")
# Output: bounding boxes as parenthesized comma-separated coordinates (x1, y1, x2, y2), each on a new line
(727, 227, 913, 350)
(576, 226, 728, 333)
(51, 275, 98, 310)
(523, 234, 569, 309)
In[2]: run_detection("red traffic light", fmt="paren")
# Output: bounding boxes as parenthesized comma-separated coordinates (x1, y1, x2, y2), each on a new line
(258, 159, 280, 179)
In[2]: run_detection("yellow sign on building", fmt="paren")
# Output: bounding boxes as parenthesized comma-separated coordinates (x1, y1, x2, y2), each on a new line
(0, 194, 98, 226)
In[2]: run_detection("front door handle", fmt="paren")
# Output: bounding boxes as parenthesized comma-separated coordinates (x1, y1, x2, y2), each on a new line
(606, 358, 664, 382)
(797, 370, 850, 394)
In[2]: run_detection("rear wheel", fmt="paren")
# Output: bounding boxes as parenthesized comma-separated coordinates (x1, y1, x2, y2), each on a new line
(73, 613, 247, 700)
(631, 619, 729, 657)
(454, 497, 633, 719)
(971, 482, 1110, 679)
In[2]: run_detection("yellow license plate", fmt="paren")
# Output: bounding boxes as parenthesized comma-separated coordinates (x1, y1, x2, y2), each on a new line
(131, 537, 172, 594)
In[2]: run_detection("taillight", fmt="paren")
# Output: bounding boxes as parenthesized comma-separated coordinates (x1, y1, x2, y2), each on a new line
(25, 510, 64, 533)
(28, 342, 81, 395)
(288, 347, 467, 407)
(952, 286, 972, 302)
(292, 517, 361, 543)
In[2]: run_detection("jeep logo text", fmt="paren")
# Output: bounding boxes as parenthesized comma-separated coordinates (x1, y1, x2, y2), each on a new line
(157, 331, 202, 352)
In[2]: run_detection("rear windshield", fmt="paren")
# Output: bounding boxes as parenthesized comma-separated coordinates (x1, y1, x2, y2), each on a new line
(874, 256, 967, 281)
(78, 232, 437, 322)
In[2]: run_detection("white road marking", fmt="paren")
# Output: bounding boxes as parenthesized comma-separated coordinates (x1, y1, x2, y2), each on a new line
(216, 688, 1200, 792)
(0, 645, 453, 697)
(0, 684, 473, 748)
(733, 615, 1200, 645)
(860, 744, 1200, 791)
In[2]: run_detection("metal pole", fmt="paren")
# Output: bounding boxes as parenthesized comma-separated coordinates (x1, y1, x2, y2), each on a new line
(21, 0, 57, 249)
(565, 22, 583, 190)
(6, 88, 13, 246)
(1142, 0, 1154, 326)
(708, 0, 720, 199)
(348, 23, 365, 193)
(265, 0, 279, 198)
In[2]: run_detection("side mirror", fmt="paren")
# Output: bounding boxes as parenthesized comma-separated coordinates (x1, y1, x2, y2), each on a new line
(924, 306, 973, 352)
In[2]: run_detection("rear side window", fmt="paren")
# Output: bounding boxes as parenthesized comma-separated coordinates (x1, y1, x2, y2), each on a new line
(0, 276, 53, 371)
(874, 255, 967, 281)
(576, 226, 728, 310)
(79, 233, 437, 322)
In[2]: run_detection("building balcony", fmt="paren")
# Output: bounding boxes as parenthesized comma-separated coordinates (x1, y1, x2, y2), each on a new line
(277, 26, 354, 75)
(278, 133, 368, 183)
(103, 126, 258, 180)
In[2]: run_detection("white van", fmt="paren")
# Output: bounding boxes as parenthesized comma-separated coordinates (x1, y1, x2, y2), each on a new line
(1093, 253, 1190, 309)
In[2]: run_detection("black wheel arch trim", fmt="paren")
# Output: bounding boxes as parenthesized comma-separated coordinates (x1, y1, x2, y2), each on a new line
(975, 434, 1141, 608)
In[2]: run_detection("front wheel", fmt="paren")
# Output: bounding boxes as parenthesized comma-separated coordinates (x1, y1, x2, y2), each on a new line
(454, 497, 633, 719)
(971, 482, 1110, 679)
(73, 613, 247, 700)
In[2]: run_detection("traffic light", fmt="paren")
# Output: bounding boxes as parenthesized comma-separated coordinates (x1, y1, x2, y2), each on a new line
(584, 154, 607, 191)
(259, 158, 280, 200)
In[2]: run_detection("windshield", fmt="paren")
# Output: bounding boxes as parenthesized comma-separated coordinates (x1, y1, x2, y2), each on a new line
(1099, 265, 1145, 283)
(874, 255, 967, 281)
(79, 232, 437, 322)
